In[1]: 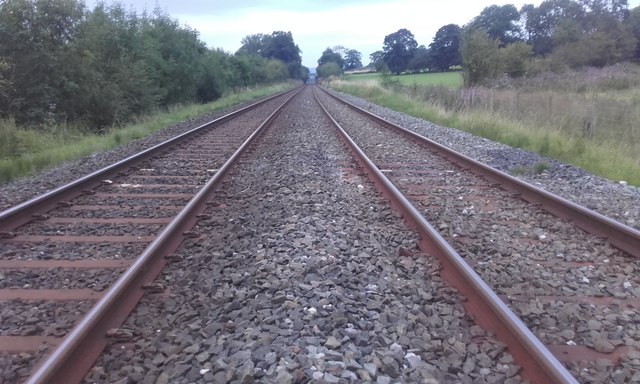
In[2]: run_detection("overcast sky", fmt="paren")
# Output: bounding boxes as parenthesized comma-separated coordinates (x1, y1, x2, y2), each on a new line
(87, 0, 640, 69)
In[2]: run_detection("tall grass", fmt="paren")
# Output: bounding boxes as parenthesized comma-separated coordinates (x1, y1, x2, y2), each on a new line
(343, 71, 464, 88)
(329, 67, 640, 186)
(0, 82, 296, 184)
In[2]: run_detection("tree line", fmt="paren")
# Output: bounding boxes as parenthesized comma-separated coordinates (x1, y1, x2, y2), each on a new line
(327, 0, 640, 86)
(0, 0, 307, 131)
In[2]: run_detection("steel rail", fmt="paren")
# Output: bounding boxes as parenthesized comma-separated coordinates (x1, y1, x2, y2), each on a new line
(0, 87, 298, 232)
(312, 87, 578, 384)
(317, 86, 640, 259)
(26, 87, 303, 384)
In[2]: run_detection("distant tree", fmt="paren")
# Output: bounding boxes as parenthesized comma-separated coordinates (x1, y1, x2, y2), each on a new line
(382, 28, 418, 74)
(344, 49, 362, 70)
(460, 29, 503, 85)
(369, 50, 385, 71)
(429, 24, 462, 71)
(407, 45, 431, 72)
(262, 31, 303, 78)
(237, 33, 269, 56)
(317, 47, 344, 69)
(238, 30, 303, 79)
(316, 62, 342, 78)
(522, 0, 585, 55)
(468, 4, 522, 46)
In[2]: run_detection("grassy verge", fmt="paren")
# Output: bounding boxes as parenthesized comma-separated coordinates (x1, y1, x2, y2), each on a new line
(343, 71, 463, 88)
(328, 79, 640, 186)
(0, 82, 296, 185)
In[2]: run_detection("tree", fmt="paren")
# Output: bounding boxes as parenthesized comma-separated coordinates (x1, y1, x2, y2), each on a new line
(628, 6, 640, 59)
(460, 29, 503, 85)
(407, 45, 431, 72)
(369, 50, 385, 71)
(263, 31, 302, 78)
(316, 62, 342, 78)
(317, 47, 344, 69)
(0, 0, 85, 124)
(237, 30, 303, 79)
(344, 49, 362, 70)
(382, 28, 418, 74)
(522, 0, 586, 55)
(500, 42, 532, 77)
(429, 24, 462, 71)
(237, 33, 268, 56)
(468, 4, 522, 46)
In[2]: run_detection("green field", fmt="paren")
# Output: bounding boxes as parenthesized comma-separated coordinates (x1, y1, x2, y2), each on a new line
(343, 71, 463, 88)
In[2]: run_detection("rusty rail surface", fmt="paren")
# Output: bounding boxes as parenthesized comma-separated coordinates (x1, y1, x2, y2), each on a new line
(0, 88, 298, 233)
(317, 86, 640, 259)
(24, 88, 303, 384)
(313, 87, 578, 384)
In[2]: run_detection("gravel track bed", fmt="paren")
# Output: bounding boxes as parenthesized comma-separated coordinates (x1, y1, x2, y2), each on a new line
(53, 207, 180, 219)
(0, 350, 49, 383)
(113, 176, 201, 185)
(98, 183, 198, 194)
(0, 268, 124, 290)
(0, 300, 94, 336)
(85, 87, 522, 383)
(53, 207, 179, 220)
(71, 195, 190, 207)
(323, 88, 640, 230)
(17, 222, 166, 237)
(1, 243, 146, 261)
(316, 90, 640, 382)
(0, 91, 294, 211)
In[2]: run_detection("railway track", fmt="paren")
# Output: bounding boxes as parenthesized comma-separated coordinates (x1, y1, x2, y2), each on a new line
(314, 86, 640, 383)
(0, 88, 300, 383)
(0, 85, 637, 383)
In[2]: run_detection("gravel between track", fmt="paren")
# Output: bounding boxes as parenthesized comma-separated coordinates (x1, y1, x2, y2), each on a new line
(84, 87, 523, 383)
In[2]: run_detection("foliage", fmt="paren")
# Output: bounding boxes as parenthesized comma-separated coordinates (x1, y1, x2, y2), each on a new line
(318, 47, 344, 69)
(468, 4, 522, 46)
(0, 0, 85, 124)
(429, 24, 462, 71)
(0, 1, 303, 133)
(500, 42, 533, 77)
(629, 7, 640, 59)
(317, 62, 342, 78)
(460, 30, 504, 85)
(407, 45, 431, 73)
(237, 31, 305, 80)
(368, 50, 386, 71)
(382, 28, 418, 74)
(344, 49, 362, 70)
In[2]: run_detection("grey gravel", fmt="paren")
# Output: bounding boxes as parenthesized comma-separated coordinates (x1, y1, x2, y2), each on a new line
(84, 87, 523, 383)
